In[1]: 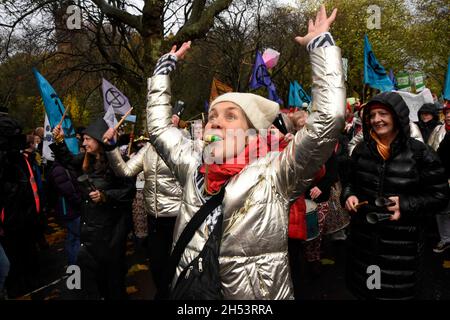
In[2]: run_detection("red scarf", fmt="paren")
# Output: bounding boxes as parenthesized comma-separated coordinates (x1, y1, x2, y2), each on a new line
(199, 135, 272, 195)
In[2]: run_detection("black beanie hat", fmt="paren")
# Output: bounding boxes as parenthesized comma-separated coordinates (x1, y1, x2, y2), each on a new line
(82, 118, 109, 144)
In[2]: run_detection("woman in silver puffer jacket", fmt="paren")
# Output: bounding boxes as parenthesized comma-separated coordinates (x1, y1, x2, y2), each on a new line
(145, 6, 345, 299)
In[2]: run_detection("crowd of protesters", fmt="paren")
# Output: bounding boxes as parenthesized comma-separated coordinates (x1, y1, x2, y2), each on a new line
(0, 5, 449, 301)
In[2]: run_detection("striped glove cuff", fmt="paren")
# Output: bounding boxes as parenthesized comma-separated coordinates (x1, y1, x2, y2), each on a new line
(307, 32, 335, 52)
(153, 53, 178, 76)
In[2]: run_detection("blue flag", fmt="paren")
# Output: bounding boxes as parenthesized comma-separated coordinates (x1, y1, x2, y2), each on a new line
(33, 68, 79, 155)
(444, 57, 450, 100)
(125, 114, 137, 123)
(249, 51, 283, 105)
(389, 69, 398, 90)
(288, 82, 301, 107)
(363, 35, 394, 92)
(294, 81, 311, 104)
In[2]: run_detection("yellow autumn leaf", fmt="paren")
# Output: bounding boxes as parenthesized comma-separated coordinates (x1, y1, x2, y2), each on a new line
(44, 290, 61, 300)
(127, 263, 149, 276)
(320, 258, 335, 265)
(126, 286, 138, 295)
(45, 230, 66, 246)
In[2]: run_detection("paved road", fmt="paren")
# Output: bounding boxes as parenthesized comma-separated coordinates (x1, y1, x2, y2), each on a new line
(11, 216, 450, 300)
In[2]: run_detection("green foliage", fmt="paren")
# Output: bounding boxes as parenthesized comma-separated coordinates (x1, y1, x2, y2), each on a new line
(1, 0, 448, 130)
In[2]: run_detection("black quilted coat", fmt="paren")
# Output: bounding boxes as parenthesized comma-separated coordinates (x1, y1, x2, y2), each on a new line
(341, 92, 449, 300)
(50, 119, 135, 299)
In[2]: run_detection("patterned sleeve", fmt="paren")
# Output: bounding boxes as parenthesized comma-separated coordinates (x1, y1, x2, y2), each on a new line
(153, 53, 178, 76)
(307, 32, 336, 52)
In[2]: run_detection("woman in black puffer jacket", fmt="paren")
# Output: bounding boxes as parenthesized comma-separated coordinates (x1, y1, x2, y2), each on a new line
(341, 92, 449, 300)
(51, 118, 135, 300)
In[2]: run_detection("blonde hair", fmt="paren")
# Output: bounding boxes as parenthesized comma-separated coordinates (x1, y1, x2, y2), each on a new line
(280, 113, 295, 134)
(291, 110, 308, 131)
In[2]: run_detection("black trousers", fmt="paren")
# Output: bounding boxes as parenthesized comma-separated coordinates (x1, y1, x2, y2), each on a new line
(147, 215, 177, 299)
(288, 238, 303, 300)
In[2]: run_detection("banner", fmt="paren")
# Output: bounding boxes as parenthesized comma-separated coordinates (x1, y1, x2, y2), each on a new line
(209, 78, 233, 103)
(342, 58, 348, 82)
(412, 72, 425, 93)
(396, 71, 411, 92)
(42, 114, 55, 162)
(33, 68, 79, 155)
(363, 35, 394, 92)
(102, 78, 131, 115)
(394, 88, 433, 122)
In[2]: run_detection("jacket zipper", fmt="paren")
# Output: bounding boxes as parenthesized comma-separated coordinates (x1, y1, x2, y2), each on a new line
(378, 161, 386, 197)
(185, 266, 193, 279)
(154, 156, 158, 218)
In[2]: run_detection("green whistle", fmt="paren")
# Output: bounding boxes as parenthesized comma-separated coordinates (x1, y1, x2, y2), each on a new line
(205, 135, 221, 142)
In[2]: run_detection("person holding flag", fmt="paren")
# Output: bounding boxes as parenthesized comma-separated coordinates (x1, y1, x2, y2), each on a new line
(51, 117, 135, 300)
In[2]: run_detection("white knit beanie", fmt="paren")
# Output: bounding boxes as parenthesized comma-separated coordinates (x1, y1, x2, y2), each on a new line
(210, 93, 280, 130)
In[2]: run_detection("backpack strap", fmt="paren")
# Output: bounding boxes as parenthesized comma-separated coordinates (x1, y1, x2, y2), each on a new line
(167, 186, 226, 288)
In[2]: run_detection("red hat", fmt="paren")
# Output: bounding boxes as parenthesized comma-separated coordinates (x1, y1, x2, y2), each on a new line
(443, 103, 450, 114)
(346, 102, 352, 113)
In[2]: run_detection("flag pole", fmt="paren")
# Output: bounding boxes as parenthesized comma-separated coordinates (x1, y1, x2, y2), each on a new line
(103, 107, 134, 144)
(57, 105, 71, 128)
(362, 84, 367, 104)
(114, 107, 134, 130)
(127, 123, 135, 157)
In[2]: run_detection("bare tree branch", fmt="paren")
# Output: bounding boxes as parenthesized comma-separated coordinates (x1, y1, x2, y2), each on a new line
(172, 0, 233, 44)
(91, 0, 142, 33)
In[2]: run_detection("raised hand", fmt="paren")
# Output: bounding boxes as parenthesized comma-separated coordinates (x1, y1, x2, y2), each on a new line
(170, 41, 191, 61)
(295, 5, 337, 46)
(52, 124, 64, 143)
(103, 127, 117, 145)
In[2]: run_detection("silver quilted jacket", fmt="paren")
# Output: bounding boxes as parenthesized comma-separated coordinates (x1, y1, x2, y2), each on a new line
(146, 46, 345, 299)
(428, 124, 446, 151)
(107, 143, 182, 218)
